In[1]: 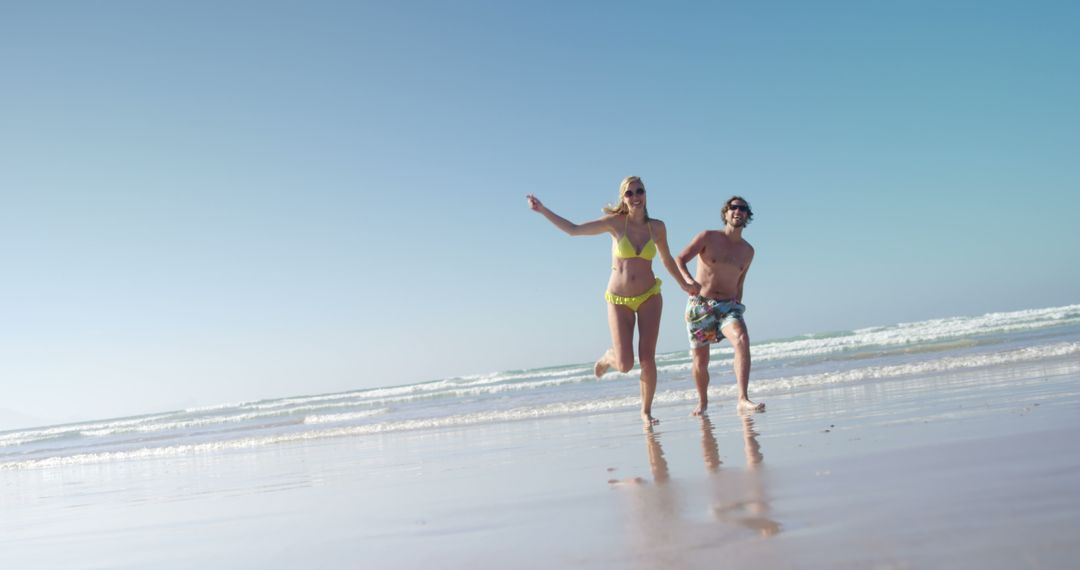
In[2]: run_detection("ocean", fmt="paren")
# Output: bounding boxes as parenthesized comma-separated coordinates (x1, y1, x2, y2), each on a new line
(3, 304, 1078, 472)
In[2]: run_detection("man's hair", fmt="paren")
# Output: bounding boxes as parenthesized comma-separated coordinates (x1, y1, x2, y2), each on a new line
(722, 196, 753, 226)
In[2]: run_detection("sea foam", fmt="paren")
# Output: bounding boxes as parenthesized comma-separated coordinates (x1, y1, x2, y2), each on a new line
(2, 305, 1078, 470)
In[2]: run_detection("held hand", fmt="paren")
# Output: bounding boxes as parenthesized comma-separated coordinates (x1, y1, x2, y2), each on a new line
(526, 194, 544, 212)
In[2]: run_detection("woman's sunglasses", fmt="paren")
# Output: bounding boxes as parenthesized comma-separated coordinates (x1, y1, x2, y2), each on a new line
(623, 188, 646, 198)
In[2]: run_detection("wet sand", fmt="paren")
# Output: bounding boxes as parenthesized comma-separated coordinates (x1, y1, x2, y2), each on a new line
(3, 357, 1079, 569)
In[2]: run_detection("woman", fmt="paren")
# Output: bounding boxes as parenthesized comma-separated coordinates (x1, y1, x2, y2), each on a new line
(527, 176, 696, 424)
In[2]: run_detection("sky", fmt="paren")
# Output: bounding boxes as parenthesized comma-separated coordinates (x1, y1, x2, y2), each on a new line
(3, 1, 1079, 427)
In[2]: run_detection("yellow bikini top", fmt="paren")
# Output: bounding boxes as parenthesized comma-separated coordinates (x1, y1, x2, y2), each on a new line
(612, 215, 657, 261)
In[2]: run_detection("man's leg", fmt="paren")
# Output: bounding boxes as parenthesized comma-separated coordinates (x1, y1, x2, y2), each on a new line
(691, 345, 711, 415)
(721, 320, 765, 412)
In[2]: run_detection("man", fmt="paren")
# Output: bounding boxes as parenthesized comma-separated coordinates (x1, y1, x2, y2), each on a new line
(676, 196, 765, 415)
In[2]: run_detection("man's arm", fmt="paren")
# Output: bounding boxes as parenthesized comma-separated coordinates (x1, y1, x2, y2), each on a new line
(735, 248, 754, 302)
(676, 231, 708, 288)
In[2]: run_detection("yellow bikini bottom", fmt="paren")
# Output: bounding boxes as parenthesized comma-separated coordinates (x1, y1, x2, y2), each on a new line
(605, 278, 662, 312)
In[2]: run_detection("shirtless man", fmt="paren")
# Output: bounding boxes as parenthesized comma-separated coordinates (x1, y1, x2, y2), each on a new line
(676, 196, 765, 415)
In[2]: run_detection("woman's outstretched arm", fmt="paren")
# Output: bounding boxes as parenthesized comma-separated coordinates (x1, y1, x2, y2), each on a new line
(527, 194, 613, 236)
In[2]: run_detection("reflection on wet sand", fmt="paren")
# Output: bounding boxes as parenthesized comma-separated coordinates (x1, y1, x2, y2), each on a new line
(613, 412, 780, 566)
(707, 413, 780, 537)
(699, 415, 722, 473)
(644, 426, 670, 484)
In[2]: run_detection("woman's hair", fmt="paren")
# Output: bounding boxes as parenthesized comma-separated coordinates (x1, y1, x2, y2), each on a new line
(602, 176, 650, 220)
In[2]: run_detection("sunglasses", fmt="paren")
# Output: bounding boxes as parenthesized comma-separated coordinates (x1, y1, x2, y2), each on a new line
(623, 188, 646, 198)
(727, 204, 750, 213)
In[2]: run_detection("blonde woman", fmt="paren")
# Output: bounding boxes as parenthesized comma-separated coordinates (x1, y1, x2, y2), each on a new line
(527, 176, 697, 424)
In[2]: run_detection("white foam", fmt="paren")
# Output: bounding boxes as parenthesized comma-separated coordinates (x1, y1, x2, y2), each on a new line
(750, 305, 1080, 362)
(10, 403, 394, 444)
(77, 410, 305, 437)
(303, 409, 390, 424)
(0, 399, 636, 471)
(149, 305, 1080, 424)
(6, 340, 1076, 471)
(3, 305, 1076, 462)
(749, 341, 1080, 396)
(0, 413, 178, 447)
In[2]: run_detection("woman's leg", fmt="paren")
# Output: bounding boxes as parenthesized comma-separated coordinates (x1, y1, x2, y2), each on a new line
(636, 293, 663, 425)
(596, 301, 637, 377)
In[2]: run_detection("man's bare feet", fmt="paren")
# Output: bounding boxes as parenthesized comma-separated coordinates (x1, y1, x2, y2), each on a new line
(641, 411, 659, 425)
(594, 349, 613, 378)
(692, 400, 708, 416)
(737, 398, 765, 413)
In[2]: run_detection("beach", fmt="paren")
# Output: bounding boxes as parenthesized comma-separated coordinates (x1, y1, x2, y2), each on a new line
(4, 306, 1080, 568)
(8, 1, 1080, 566)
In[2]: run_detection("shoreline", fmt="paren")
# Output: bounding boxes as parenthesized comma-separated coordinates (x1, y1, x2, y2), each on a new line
(3, 356, 1079, 569)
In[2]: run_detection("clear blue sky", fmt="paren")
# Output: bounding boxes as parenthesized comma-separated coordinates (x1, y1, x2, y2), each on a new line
(3, 1, 1078, 426)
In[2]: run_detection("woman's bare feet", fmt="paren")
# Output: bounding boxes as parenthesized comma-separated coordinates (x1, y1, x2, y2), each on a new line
(738, 398, 765, 413)
(692, 401, 708, 416)
(641, 411, 659, 425)
(594, 349, 614, 378)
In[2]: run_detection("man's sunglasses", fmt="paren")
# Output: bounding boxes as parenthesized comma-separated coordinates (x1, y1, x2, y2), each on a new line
(623, 188, 646, 198)
(728, 204, 750, 213)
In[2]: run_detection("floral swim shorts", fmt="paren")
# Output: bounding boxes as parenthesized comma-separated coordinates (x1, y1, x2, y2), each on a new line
(685, 296, 746, 349)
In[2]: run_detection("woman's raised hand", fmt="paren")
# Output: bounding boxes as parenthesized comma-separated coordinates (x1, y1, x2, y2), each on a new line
(526, 194, 544, 212)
